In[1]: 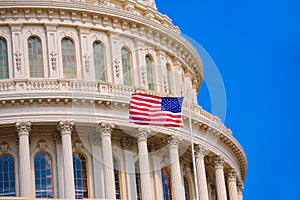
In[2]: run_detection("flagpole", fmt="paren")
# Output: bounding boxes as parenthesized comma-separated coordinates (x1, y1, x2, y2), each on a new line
(187, 89, 200, 200)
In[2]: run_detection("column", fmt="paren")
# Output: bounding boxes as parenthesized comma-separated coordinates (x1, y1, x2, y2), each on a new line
(57, 121, 75, 199)
(226, 169, 239, 200)
(237, 180, 244, 200)
(213, 155, 227, 200)
(89, 133, 105, 198)
(16, 122, 32, 198)
(167, 134, 185, 200)
(194, 144, 209, 200)
(135, 128, 153, 200)
(99, 122, 116, 199)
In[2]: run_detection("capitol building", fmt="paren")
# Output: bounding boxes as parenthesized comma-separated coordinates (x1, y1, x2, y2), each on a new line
(0, 0, 247, 199)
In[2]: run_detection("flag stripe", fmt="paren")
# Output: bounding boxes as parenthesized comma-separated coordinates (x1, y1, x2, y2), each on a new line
(129, 93, 183, 127)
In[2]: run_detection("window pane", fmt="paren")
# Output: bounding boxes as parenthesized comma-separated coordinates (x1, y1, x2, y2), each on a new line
(184, 177, 190, 200)
(114, 158, 121, 199)
(93, 42, 106, 81)
(121, 48, 132, 86)
(28, 37, 44, 78)
(34, 152, 53, 198)
(161, 168, 172, 200)
(0, 155, 15, 197)
(0, 38, 9, 79)
(73, 153, 88, 199)
(146, 55, 155, 90)
(135, 161, 142, 200)
(62, 38, 77, 79)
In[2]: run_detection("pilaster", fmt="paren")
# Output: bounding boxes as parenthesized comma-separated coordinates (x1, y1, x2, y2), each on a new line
(10, 24, 24, 78)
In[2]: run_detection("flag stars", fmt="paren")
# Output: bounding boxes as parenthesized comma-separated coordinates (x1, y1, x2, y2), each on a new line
(161, 97, 183, 113)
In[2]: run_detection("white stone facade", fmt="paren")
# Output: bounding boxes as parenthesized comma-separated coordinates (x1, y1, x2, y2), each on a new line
(0, 0, 247, 199)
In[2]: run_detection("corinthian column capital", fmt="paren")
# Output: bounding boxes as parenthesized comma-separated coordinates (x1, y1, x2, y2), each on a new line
(16, 121, 31, 136)
(212, 155, 225, 169)
(167, 134, 181, 148)
(226, 168, 238, 181)
(99, 122, 115, 137)
(194, 144, 208, 158)
(57, 121, 74, 135)
(135, 128, 151, 142)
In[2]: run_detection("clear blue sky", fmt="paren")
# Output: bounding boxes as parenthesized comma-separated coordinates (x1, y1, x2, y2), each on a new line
(156, 0, 300, 199)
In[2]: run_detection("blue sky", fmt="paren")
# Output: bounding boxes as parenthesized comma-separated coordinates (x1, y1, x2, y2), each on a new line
(156, 0, 300, 199)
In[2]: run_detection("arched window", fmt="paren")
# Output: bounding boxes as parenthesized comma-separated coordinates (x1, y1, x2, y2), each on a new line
(34, 152, 53, 198)
(146, 55, 155, 90)
(114, 158, 121, 199)
(166, 64, 172, 94)
(0, 155, 15, 197)
(28, 37, 44, 78)
(0, 38, 9, 79)
(93, 41, 106, 81)
(183, 176, 191, 200)
(121, 47, 132, 86)
(61, 38, 77, 79)
(135, 161, 142, 200)
(73, 153, 88, 199)
(161, 168, 172, 200)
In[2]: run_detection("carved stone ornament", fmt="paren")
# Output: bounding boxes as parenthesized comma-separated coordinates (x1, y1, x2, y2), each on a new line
(83, 53, 90, 72)
(38, 139, 47, 150)
(226, 168, 238, 181)
(57, 121, 74, 134)
(74, 140, 83, 150)
(163, 76, 168, 93)
(135, 128, 151, 142)
(114, 59, 120, 78)
(141, 67, 146, 85)
(14, 50, 22, 71)
(94, 0, 110, 7)
(194, 144, 208, 158)
(121, 137, 134, 150)
(212, 155, 225, 169)
(99, 122, 115, 137)
(0, 142, 9, 153)
(237, 180, 244, 192)
(50, 50, 57, 70)
(166, 134, 181, 147)
(16, 121, 31, 135)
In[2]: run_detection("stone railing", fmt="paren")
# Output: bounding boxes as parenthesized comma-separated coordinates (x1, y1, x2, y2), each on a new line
(0, 79, 231, 135)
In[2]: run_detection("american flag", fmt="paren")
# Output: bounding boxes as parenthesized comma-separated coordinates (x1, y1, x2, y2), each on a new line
(129, 93, 184, 127)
